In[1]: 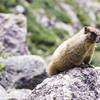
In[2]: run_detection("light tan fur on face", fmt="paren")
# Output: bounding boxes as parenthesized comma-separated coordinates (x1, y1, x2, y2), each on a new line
(48, 26, 100, 76)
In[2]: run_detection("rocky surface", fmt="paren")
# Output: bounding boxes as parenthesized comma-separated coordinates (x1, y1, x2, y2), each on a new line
(7, 89, 31, 100)
(0, 13, 30, 56)
(28, 66, 100, 100)
(0, 85, 8, 100)
(0, 55, 47, 90)
(0, 85, 32, 100)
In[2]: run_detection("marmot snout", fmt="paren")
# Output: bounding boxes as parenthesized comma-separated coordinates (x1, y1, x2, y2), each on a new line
(48, 26, 100, 76)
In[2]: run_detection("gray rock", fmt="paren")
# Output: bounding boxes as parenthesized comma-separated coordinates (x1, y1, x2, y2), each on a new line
(28, 66, 100, 100)
(15, 5, 25, 14)
(7, 89, 31, 100)
(0, 13, 30, 56)
(0, 85, 8, 100)
(0, 55, 47, 90)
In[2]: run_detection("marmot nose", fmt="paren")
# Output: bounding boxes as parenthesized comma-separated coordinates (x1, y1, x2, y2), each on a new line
(96, 35, 100, 43)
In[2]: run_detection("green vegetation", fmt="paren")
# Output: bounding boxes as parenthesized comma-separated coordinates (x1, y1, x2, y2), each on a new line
(95, 0, 100, 2)
(0, 62, 3, 71)
(0, 0, 19, 13)
(24, 1, 70, 56)
(0, 46, 12, 71)
(30, 0, 57, 8)
(28, 27, 69, 56)
(91, 51, 100, 67)
(0, 46, 4, 71)
(96, 12, 100, 27)
(46, 8, 72, 24)
(64, 0, 91, 26)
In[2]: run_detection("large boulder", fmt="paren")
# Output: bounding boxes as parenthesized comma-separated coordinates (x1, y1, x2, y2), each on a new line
(0, 13, 30, 56)
(0, 55, 47, 90)
(28, 65, 100, 100)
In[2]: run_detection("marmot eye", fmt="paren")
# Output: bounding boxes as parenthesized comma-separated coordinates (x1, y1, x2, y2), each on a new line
(91, 32, 96, 34)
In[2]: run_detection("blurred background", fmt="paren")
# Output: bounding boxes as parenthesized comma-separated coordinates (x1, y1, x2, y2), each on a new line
(0, 0, 100, 66)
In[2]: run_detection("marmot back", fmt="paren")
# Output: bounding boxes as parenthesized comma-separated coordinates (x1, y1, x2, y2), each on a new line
(48, 26, 100, 76)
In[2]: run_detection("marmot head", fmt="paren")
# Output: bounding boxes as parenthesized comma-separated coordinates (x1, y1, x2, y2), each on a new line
(84, 26, 100, 43)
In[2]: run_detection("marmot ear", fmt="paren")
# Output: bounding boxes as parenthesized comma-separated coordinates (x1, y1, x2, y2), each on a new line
(84, 26, 89, 34)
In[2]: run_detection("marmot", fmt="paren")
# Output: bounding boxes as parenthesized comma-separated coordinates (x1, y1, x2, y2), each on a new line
(48, 26, 100, 75)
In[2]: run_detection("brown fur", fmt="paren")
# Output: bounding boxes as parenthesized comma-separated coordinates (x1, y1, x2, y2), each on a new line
(48, 26, 100, 75)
